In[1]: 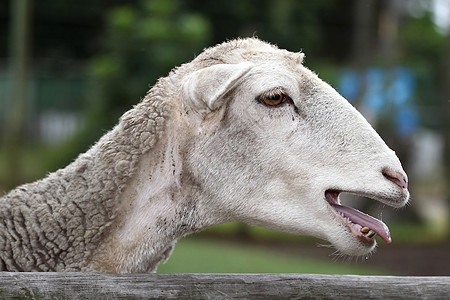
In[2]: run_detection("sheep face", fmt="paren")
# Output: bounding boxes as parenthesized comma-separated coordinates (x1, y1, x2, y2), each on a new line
(182, 40, 409, 256)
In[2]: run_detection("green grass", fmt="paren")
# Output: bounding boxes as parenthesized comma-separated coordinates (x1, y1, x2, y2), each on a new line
(157, 237, 388, 275)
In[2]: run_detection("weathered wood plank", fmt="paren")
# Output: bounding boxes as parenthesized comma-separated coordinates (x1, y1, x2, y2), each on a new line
(0, 273, 448, 299)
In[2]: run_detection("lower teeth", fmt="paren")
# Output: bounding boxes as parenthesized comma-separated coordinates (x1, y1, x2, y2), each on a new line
(360, 227, 376, 238)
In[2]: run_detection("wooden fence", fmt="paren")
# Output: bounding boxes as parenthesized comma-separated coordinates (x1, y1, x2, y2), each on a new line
(0, 273, 449, 299)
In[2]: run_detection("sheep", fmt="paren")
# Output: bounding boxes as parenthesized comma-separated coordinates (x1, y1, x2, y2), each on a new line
(0, 38, 410, 273)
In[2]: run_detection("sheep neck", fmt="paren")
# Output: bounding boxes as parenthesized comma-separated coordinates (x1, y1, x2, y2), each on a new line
(89, 118, 209, 273)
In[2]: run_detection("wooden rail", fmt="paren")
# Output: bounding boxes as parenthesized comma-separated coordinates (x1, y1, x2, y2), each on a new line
(0, 272, 448, 299)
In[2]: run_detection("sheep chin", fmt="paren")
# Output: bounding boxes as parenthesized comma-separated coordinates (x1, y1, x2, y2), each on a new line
(326, 218, 378, 257)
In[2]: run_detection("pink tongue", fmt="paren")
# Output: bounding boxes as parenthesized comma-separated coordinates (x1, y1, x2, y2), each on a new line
(331, 204, 392, 243)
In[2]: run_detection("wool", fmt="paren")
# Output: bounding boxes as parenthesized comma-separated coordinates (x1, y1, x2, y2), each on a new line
(0, 78, 172, 271)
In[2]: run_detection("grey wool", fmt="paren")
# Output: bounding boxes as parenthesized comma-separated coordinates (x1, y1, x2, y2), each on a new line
(0, 78, 171, 271)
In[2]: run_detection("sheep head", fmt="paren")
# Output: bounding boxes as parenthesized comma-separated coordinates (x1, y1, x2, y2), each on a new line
(180, 39, 409, 256)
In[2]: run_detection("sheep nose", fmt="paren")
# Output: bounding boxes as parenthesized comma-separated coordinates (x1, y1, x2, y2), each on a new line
(382, 169, 408, 190)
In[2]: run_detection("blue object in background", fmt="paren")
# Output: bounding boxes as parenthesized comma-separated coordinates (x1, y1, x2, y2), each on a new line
(363, 68, 386, 116)
(339, 69, 361, 103)
(396, 107, 419, 137)
(388, 67, 416, 108)
(338, 66, 419, 137)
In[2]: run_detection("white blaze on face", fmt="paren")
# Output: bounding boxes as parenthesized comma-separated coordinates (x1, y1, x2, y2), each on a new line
(182, 43, 409, 256)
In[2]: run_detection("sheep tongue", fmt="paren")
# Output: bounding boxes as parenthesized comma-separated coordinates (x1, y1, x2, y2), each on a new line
(331, 204, 392, 244)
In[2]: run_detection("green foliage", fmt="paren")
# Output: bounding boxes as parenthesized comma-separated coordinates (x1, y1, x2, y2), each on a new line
(399, 12, 445, 66)
(184, 0, 332, 55)
(87, 0, 211, 138)
(396, 12, 446, 130)
(55, 0, 212, 160)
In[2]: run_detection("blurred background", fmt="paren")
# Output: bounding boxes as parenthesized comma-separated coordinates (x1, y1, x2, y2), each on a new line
(0, 0, 448, 275)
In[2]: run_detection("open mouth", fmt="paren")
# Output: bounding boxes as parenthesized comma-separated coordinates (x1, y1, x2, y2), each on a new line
(325, 190, 392, 244)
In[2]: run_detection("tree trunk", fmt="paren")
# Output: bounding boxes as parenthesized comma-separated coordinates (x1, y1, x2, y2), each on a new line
(2, 0, 32, 190)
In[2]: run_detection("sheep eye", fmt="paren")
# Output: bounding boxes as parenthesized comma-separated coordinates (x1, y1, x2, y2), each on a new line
(257, 89, 287, 107)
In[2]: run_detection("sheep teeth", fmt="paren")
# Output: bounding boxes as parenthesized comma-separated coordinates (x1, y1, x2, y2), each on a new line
(361, 227, 370, 234)
(360, 227, 377, 238)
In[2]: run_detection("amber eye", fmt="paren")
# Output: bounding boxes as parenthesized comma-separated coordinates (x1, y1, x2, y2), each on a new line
(258, 89, 287, 106)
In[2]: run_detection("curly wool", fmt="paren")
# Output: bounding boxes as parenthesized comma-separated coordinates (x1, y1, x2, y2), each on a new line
(0, 78, 172, 271)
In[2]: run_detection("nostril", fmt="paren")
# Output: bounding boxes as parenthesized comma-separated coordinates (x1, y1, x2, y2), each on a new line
(382, 169, 408, 189)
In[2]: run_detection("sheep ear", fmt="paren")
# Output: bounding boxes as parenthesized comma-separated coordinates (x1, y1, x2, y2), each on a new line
(183, 62, 253, 112)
